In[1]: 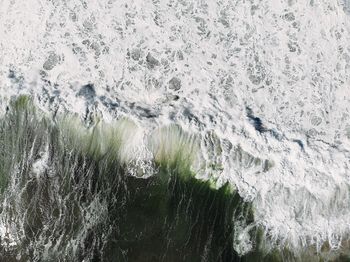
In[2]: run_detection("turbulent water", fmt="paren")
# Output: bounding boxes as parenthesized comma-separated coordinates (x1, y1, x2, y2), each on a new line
(0, 0, 350, 261)
(0, 97, 256, 261)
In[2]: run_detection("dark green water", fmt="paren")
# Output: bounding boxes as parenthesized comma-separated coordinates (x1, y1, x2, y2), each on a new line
(0, 96, 346, 262)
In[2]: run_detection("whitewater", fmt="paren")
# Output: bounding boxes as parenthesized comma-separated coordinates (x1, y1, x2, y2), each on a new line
(0, 0, 350, 261)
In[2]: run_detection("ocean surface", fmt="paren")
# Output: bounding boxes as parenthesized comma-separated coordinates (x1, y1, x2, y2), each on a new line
(0, 0, 350, 261)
